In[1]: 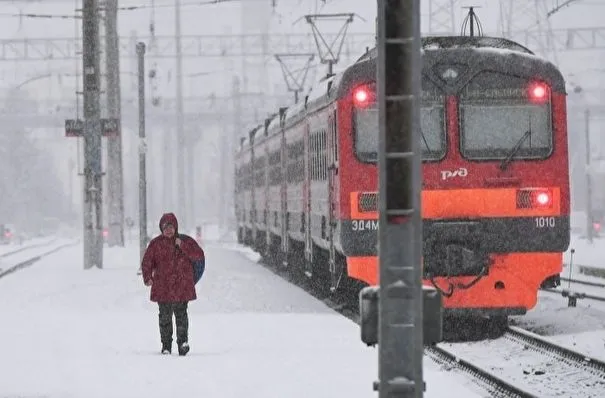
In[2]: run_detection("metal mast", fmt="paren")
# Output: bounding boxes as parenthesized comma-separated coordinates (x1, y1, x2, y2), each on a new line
(105, 0, 125, 247)
(499, 0, 559, 63)
(82, 0, 103, 269)
(175, 0, 187, 228)
(427, 0, 458, 34)
(377, 0, 423, 395)
(137, 42, 148, 263)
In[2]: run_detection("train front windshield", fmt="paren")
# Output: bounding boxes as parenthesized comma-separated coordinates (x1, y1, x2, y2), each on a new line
(352, 71, 554, 163)
(353, 99, 446, 162)
(459, 72, 553, 160)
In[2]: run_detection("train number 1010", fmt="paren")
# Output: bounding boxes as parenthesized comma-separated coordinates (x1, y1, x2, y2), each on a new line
(534, 217, 556, 228)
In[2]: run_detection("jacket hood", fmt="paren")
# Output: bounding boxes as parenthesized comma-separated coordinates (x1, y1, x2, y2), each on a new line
(159, 213, 178, 233)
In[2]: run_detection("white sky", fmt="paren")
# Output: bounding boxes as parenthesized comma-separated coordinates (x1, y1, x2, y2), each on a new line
(0, 0, 604, 221)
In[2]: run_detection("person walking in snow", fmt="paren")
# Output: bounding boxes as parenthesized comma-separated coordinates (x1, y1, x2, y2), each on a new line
(141, 212, 205, 356)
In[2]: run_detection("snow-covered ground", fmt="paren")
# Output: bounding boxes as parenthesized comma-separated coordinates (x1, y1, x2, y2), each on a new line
(502, 232, 605, 366)
(0, 240, 488, 398)
(510, 290, 605, 362)
(564, 233, 605, 270)
(216, 233, 605, 396)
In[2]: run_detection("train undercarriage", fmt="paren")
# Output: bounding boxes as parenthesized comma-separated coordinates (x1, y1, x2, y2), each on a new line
(237, 221, 563, 336)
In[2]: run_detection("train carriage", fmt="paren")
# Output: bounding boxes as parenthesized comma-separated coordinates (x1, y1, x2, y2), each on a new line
(234, 35, 570, 321)
(252, 125, 269, 249)
(283, 101, 308, 249)
(235, 134, 254, 245)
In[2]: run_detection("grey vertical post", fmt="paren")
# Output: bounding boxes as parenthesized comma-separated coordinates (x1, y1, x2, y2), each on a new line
(377, 0, 423, 396)
(105, 0, 125, 247)
(82, 0, 103, 269)
(585, 108, 593, 243)
(187, 126, 195, 227)
(137, 42, 148, 264)
(163, 126, 173, 212)
(175, 0, 186, 229)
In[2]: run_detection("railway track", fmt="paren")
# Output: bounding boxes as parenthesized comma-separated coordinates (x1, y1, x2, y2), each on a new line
(240, 249, 605, 398)
(425, 345, 537, 398)
(560, 276, 605, 288)
(0, 238, 78, 279)
(0, 237, 58, 258)
(440, 326, 605, 397)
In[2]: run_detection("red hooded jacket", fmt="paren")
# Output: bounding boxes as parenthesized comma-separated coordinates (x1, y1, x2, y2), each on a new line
(141, 213, 205, 302)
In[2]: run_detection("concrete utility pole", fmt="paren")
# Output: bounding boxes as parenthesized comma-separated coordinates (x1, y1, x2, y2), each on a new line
(585, 108, 594, 243)
(105, 0, 125, 247)
(175, 0, 187, 230)
(163, 126, 173, 215)
(376, 0, 423, 395)
(137, 42, 148, 265)
(82, 0, 103, 269)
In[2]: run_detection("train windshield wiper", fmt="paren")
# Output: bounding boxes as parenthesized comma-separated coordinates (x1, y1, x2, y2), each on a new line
(420, 127, 432, 153)
(499, 129, 531, 171)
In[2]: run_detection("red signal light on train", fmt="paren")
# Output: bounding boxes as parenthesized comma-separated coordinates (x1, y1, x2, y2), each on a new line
(354, 88, 369, 104)
(528, 82, 549, 102)
(352, 83, 376, 107)
(532, 85, 546, 98)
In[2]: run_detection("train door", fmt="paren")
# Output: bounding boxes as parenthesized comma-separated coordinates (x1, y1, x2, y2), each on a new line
(304, 122, 313, 278)
(263, 134, 271, 256)
(327, 110, 342, 291)
(249, 132, 257, 247)
(279, 111, 289, 267)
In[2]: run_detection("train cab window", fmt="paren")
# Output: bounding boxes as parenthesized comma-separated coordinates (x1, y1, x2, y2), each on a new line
(459, 71, 553, 160)
(254, 155, 266, 187)
(287, 139, 304, 183)
(320, 129, 327, 179)
(352, 80, 446, 162)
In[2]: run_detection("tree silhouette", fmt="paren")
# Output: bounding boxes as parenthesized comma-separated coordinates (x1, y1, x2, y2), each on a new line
(0, 90, 75, 234)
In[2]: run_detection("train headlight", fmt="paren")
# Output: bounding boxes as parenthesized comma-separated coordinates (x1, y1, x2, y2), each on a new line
(535, 192, 551, 206)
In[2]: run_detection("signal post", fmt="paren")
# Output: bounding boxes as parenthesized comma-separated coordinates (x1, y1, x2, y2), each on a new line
(359, 1, 442, 397)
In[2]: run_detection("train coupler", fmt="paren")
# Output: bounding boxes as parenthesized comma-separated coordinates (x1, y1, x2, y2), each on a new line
(424, 243, 491, 278)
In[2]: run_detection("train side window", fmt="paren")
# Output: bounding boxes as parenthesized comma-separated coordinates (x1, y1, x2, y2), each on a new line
(309, 134, 313, 181)
(316, 131, 320, 180)
(311, 132, 316, 181)
(321, 129, 327, 180)
(314, 132, 319, 180)
(332, 113, 338, 163)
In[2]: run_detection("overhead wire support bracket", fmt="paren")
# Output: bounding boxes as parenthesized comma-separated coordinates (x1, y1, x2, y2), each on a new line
(297, 13, 360, 76)
(547, 0, 582, 17)
(274, 52, 315, 103)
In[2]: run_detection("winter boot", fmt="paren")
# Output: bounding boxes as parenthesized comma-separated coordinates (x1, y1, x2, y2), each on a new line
(161, 342, 172, 355)
(178, 342, 190, 356)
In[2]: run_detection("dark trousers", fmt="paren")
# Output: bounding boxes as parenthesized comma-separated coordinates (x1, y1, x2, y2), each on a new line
(158, 302, 189, 346)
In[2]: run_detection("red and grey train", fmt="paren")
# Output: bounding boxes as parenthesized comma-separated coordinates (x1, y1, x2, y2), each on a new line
(234, 36, 570, 321)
